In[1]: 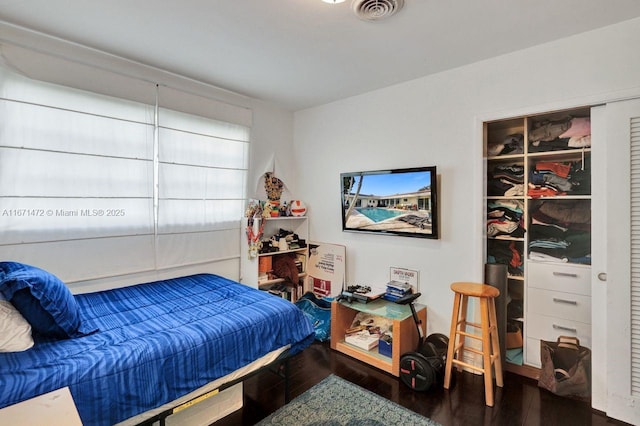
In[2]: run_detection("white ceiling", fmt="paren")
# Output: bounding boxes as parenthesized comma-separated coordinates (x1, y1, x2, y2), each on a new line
(1, 0, 640, 111)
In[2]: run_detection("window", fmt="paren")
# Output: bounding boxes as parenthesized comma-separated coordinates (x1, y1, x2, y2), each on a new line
(0, 65, 249, 282)
(155, 102, 249, 268)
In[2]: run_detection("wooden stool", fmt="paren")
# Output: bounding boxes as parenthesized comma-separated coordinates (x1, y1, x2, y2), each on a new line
(443, 282, 503, 406)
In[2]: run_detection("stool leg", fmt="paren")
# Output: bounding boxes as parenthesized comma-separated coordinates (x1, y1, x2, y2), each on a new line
(457, 294, 469, 371)
(489, 298, 504, 388)
(443, 292, 461, 389)
(480, 297, 495, 407)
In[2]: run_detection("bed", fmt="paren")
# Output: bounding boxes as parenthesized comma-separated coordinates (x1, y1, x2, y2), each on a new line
(0, 263, 315, 425)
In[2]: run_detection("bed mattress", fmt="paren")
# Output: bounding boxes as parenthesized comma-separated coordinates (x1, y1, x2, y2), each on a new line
(0, 274, 315, 425)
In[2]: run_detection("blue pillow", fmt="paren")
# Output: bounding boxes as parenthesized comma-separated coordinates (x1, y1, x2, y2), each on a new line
(0, 262, 95, 339)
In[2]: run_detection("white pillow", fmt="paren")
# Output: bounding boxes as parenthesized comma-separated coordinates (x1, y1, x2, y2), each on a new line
(0, 300, 34, 352)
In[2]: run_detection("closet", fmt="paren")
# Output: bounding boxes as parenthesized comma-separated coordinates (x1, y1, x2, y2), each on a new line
(483, 106, 592, 377)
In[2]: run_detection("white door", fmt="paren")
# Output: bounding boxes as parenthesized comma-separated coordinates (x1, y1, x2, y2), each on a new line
(600, 98, 640, 424)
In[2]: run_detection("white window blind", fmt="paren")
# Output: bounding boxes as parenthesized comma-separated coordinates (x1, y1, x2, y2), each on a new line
(0, 65, 250, 283)
(156, 102, 249, 268)
(0, 66, 156, 281)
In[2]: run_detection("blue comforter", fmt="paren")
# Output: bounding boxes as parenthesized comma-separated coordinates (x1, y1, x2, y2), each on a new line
(0, 274, 315, 425)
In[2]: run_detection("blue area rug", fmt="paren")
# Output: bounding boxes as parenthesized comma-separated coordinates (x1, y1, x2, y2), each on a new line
(256, 374, 441, 425)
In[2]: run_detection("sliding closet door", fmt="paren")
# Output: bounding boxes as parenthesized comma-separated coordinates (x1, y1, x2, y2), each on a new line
(602, 98, 640, 424)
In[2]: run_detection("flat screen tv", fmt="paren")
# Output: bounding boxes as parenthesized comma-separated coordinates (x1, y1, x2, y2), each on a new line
(340, 166, 439, 239)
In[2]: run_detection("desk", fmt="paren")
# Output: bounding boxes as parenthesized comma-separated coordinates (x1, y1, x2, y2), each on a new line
(330, 299, 426, 376)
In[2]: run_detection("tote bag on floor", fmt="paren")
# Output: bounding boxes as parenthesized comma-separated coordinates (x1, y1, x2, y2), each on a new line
(538, 336, 591, 401)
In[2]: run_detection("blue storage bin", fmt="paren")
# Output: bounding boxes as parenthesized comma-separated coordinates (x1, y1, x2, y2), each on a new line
(378, 336, 392, 357)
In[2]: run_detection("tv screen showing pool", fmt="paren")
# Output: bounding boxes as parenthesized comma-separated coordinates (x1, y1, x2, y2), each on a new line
(340, 166, 439, 239)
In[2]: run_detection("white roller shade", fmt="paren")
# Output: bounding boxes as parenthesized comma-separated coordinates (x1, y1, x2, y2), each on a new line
(156, 105, 249, 268)
(0, 66, 154, 282)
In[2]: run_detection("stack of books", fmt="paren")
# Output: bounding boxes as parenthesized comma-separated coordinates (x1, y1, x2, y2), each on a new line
(383, 280, 413, 302)
(345, 331, 380, 351)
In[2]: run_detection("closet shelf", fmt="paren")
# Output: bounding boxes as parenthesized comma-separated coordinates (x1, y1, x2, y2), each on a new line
(527, 195, 591, 200)
(489, 236, 525, 242)
(487, 153, 524, 161)
(487, 196, 526, 200)
(527, 148, 591, 159)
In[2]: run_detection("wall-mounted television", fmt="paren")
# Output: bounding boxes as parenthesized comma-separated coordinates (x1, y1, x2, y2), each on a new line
(340, 166, 439, 239)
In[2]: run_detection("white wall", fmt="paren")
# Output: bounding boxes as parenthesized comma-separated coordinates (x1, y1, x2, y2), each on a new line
(293, 17, 640, 337)
(246, 99, 297, 202)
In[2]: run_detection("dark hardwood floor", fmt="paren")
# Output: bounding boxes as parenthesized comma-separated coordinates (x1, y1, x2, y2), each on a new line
(214, 341, 628, 426)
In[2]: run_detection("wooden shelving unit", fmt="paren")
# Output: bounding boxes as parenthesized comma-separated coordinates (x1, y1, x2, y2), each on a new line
(240, 216, 309, 301)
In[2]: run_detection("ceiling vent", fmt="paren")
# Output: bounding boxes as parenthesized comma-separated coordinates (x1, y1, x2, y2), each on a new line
(352, 0, 404, 21)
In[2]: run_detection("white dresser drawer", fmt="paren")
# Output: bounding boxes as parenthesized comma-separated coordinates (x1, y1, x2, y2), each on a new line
(524, 313, 592, 367)
(527, 287, 591, 323)
(526, 312, 592, 341)
(527, 261, 591, 296)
